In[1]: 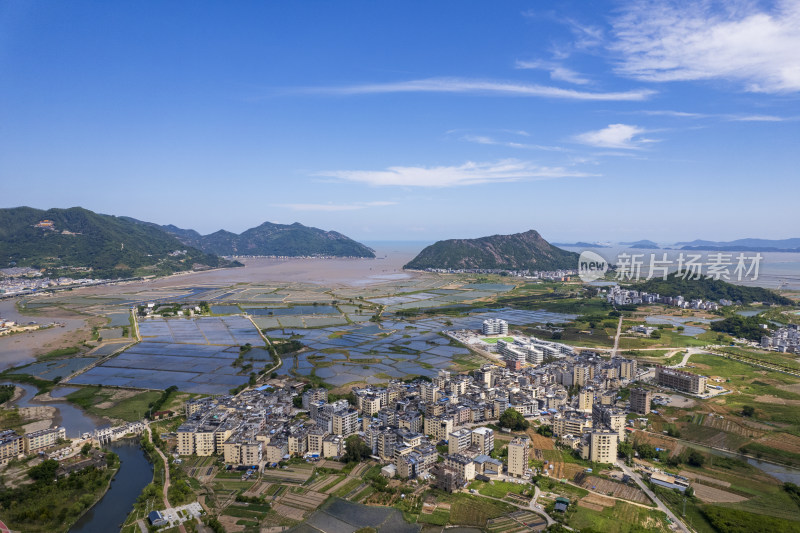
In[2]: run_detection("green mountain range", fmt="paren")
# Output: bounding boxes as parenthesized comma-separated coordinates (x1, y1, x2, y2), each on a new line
(0, 207, 230, 278)
(404, 230, 579, 271)
(159, 221, 376, 258)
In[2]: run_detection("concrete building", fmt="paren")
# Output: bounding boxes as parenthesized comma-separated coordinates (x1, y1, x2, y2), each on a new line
(444, 453, 476, 483)
(507, 436, 530, 478)
(578, 389, 594, 411)
(592, 404, 626, 442)
(630, 388, 651, 415)
(552, 414, 592, 437)
(322, 434, 344, 458)
(264, 439, 288, 463)
(0, 430, 23, 464)
(23, 426, 66, 454)
(302, 388, 328, 409)
(581, 430, 618, 463)
(332, 409, 359, 437)
(424, 416, 453, 441)
(307, 427, 328, 456)
(655, 366, 707, 395)
(471, 427, 494, 456)
(448, 428, 472, 455)
(482, 318, 508, 336)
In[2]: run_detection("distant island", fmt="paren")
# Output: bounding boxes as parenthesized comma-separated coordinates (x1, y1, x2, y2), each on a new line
(675, 237, 800, 253)
(404, 229, 579, 271)
(552, 242, 612, 249)
(155, 220, 375, 258)
(624, 240, 660, 249)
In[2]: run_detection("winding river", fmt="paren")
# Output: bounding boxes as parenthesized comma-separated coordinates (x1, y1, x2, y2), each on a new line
(4, 383, 153, 532)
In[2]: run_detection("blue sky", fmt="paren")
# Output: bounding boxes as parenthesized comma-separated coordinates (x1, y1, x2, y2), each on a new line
(1, 1, 799, 242)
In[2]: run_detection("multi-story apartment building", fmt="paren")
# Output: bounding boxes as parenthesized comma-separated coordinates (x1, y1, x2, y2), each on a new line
(578, 389, 594, 411)
(482, 318, 508, 335)
(302, 388, 328, 409)
(0, 430, 23, 464)
(23, 426, 66, 454)
(307, 427, 328, 456)
(264, 439, 288, 463)
(448, 428, 472, 455)
(655, 366, 707, 395)
(581, 430, 618, 463)
(507, 436, 530, 478)
(322, 434, 344, 458)
(471, 427, 494, 456)
(444, 454, 476, 483)
(552, 414, 593, 437)
(630, 388, 651, 415)
(592, 404, 626, 441)
(424, 416, 453, 441)
(332, 409, 358, 437)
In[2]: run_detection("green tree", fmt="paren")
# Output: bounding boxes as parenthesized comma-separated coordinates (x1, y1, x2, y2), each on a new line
(499, 408, 529, 431)
(686, 449, 705, 467)
(618, 441, 633, 459)
(742, 405, 755, 417)
(342, 435, 371, 463)
(28, 460, 59, 482)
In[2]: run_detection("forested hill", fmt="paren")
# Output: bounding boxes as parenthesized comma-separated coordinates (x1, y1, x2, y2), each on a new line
(632, 273, 793, 306)
(0, 207, 229, 278)
(161, 221, 376, 258)
(404, 230, 579, 271)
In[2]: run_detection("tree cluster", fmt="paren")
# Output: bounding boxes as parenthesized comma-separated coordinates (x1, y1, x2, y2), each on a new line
(499, 408, 529, 431)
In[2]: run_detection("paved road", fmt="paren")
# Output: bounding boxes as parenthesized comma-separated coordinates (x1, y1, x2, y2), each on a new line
(667, 348, 703, 369)
(528, 485, 556, 527)
(147, 425, 188, 533)
(611, 316, 623, 357)
(617, 461, 689, 533)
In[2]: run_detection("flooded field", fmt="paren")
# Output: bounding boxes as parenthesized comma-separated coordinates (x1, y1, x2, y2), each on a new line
(67, 316, 268, 394)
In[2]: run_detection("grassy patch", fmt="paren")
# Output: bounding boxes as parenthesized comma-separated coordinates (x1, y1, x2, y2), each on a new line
(418, 508, 450, 526)
(469, 480, 530, 499)
(66, 386, 163, 421)
(567, 499, 670, 533)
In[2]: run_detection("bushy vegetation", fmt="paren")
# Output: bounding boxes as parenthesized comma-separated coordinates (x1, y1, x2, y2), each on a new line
(0, 456, 118, 532)
(633, 273, 792, 306)
(499, 408, 529, 430)
(147, 385, 178, 418)
(0, 384, 15, 404)
(701, 505, 800, 533)
(342, 435, 371, 463)
(711, 315, 773, 341)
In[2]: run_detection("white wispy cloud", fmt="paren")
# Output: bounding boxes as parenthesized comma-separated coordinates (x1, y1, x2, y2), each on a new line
(566, 18, 605, 50)
(461, 134, 566, 152)
(515, 60, 592, 85)
(315, 159, 594, 187)
(301, 77, 655, 101)
(275, 201, 397, 212)
(610, 0, 800, 93)
(635, 110, 790, 122)
(728, 114, 787, 122)
(574, 124, 654, 149)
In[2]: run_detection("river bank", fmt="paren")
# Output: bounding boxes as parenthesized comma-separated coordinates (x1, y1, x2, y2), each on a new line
(0, 299, 92, 371)
(0, 382, 153, 532)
